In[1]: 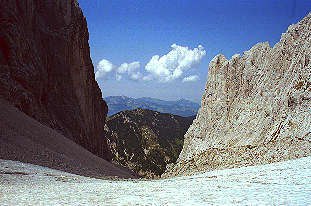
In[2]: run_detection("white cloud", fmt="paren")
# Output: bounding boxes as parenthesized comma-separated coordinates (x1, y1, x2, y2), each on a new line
(129, 72, 142, 81)
(95, 59, 115, 79)
(117, 62, 140, 74)
(144, 44, 206, 82)
(116, 74, 122, 81)
(117, 63, 128, 74)
(182, 75, 199, 82)
(95, 59, 141, 81)
(95, 45, 205, 82)
(142, 75, 153, 81)
(116, 61, 141, 81)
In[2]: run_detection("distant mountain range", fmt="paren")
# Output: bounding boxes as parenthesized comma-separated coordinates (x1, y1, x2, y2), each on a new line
(104, 96, 200, 117)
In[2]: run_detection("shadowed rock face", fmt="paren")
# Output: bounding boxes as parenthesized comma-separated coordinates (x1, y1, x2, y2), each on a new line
(0, 99, 137, 178)
(105, 109, 193, 178)
(0, 0, 110, 160)
(164, 13, 311, 177)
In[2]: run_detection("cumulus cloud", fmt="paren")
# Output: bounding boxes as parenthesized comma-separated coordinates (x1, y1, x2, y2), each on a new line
(182, 75, 199, 82)
(95, 59, 141, 81)
(117, 62, 140, 74)
(115, 74, 122, 81)
(144, 44, 206, 82)
(95, 44, 205, 82)
(129, 72, 142, 81)
(95, 59, 115, 79)
(142, 75, 153, 81)
(116, 61, 141, 81)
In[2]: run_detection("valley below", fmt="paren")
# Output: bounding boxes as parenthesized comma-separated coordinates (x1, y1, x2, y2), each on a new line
(105, 108, 193, 178)
(1, 157, 311, 205)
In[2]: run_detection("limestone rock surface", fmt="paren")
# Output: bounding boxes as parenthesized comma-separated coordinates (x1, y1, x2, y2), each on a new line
(0, 0, 110, 160)
(164, 13, 311, 177)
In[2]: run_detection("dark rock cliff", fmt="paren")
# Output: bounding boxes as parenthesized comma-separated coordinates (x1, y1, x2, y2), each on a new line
(0, 0, 110, 160)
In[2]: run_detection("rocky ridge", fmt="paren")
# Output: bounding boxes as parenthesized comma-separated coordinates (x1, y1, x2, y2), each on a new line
(0, 0, 110, 160)
(105, 108, 193, 178)
(163, 13, 311, 177)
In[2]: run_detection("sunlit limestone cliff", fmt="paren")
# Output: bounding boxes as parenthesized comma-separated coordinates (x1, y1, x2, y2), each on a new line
(163, 13, 311, 177)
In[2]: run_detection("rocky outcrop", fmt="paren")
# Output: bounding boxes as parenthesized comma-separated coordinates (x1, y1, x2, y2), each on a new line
(163, 13, 311, 177)
(105, 108, 193, 178)
(0, 0, 110, 160)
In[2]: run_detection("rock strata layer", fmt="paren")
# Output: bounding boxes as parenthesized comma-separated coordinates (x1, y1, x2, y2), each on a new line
(163, 13, 311, 177)
(0, 0, 110, 160)
(105, 109, 192, 178)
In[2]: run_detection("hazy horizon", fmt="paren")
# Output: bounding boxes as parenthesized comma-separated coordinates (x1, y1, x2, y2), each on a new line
(78, 0, 311, 102)
(103, 95, 202, 104)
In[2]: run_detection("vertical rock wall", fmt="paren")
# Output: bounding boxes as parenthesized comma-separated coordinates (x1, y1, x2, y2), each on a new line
(0, 0, 111, 160)
(163, 13, 311, 177)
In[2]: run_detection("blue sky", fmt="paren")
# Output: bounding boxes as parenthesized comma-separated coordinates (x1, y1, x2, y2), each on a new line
(78, 0, 310, 103)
